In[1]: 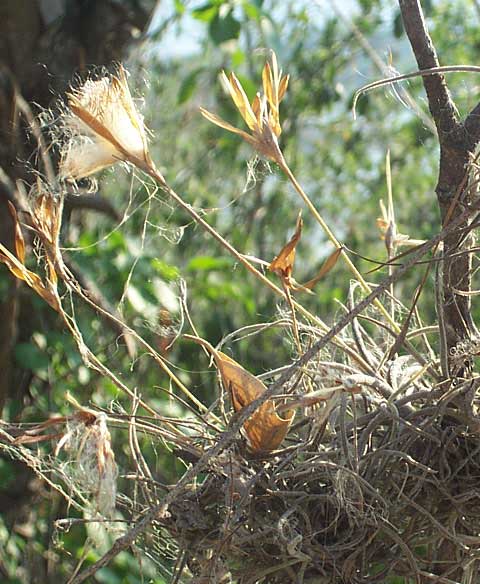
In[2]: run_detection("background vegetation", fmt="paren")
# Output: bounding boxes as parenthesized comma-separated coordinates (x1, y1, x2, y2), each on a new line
(2, 0, 480, 582)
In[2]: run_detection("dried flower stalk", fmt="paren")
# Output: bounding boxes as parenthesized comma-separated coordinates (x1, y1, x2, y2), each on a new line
(59, 66, 151, 180)
(200, 51, 419, 346)
(200, 52, 289, 164)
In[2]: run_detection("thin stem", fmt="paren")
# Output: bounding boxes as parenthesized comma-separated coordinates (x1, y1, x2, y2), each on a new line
(282, 280, 302, 354)
(58, 304, 187, 440)
(58, 260, 219, 422)
(139, 162, 373, 373)
(385, 149, 395, 319)
(278, 155, 403, 335)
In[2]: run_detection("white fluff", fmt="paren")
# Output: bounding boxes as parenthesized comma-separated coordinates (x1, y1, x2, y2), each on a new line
(59, 69, 149, 180)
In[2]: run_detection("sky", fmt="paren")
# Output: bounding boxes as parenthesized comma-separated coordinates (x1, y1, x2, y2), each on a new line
(147, 0, 362, 58)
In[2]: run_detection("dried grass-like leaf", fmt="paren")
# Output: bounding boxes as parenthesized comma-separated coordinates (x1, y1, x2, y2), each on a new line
(262, 62, 275, 112)
(269, 212, 303, 285)
(199, 107, 254, 144)
(201, 52, 288, 161)
(224, 72, 258, 131)
(7, 201, 25, 263)
(187, 336, 293, 452)
(301, 247, 343, 290)
(0, 243, 59, 310)
(278, 75, 290, 102)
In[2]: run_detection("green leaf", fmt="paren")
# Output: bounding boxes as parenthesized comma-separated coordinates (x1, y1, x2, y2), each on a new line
(14, 342, 49, 372)
(178, 68, 203, 104)
(242, 1, 261, 20)
(173, 0, 185, 14)
(231, 48, 246, 67)
(209, 9, 241, 45)
(151, 259, 180, 281)
(187, 256, 233, 271)
(192, 3, 219, 22)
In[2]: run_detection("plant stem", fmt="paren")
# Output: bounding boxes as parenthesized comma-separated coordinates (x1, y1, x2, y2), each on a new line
(58, 260, 219, 422)
(278, 155, 403, 335)
(139, 161, 373, 373)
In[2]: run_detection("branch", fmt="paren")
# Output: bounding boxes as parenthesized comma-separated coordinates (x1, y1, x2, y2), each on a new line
(64, 192, 121, 222)
(399, 0, 461, 142)
(399, 0, 479, 375)
(330, 0, 436, 135)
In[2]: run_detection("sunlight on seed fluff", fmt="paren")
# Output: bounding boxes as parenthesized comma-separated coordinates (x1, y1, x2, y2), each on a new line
(59, 66, 150, 180)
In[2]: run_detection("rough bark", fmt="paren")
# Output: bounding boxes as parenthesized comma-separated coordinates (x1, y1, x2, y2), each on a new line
(399, 0, 480, 379)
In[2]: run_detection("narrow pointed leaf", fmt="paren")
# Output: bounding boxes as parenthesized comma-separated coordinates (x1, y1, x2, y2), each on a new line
(0, 243, 59, 310)
(227, 72, 258, 131)
(270, 51, 280, 89)
(199, 107, 252, 141)
(252, 93, 262, 126)
(278, 74, 290, 102)
(302, 246, 343, 290)
(7, 201, 25, 263)
(262, 62, 275, 109)
(269, 212, 303, 283)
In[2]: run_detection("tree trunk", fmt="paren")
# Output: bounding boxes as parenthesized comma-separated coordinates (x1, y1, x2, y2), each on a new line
(399, 0, 480, 380)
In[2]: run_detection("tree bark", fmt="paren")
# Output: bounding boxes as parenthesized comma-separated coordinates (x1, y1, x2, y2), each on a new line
(399, 0, 480, 379)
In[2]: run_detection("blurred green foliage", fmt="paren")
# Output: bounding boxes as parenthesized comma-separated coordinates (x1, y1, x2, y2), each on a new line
(3, 0, 480, 581)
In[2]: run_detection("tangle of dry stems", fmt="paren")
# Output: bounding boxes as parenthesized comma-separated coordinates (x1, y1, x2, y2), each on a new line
(3, 56, 480, 584)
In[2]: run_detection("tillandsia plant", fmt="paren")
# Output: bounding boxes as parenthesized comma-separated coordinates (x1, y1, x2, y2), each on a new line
(4, 0, 480, 577)
(2, 38, 480, 583)
(200, 51, 413, 345)
(200, 52, 289, 164)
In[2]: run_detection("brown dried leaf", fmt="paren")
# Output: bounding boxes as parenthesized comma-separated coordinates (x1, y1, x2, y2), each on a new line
(47, 258, 58, 287)
(224, 72, 258, 132)
(0, 244, 38, 286)
(199, 107, 255, 144)
(0, 252, 29, 282)
(301, 246, 343, 290)
(34, 193, 59, 244)
(7, 201, 25, 263)
(215, 350, 293, 452)
(12, 416, 67, 444)
(269, 212, 303, 284)
(187, 336, 293, 452)
(0, 243, 59, 310)
(252, 93, 264, 127)
(262, 62, 275, 109)
(376, 217, 388, 233)
(14, 432, 64, 445)
(278, 75, 290, 102)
